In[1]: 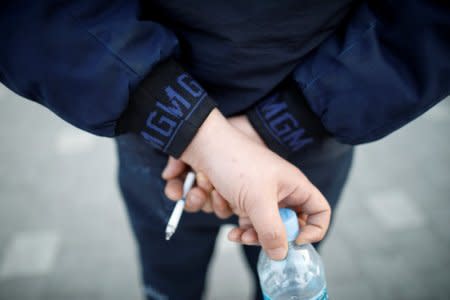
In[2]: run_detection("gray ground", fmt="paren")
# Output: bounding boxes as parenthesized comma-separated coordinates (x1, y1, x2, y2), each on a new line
(0, 84, 449, 300)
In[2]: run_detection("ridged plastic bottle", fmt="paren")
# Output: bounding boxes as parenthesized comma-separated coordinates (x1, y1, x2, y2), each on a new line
(257, 208, 328, 300)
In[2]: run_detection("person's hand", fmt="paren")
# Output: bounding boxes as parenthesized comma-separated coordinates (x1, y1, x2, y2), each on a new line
(175, 109, 330, 260)
(162, 158, 229, 216)
(227, 115, 265, 146)
(162, 115, 264, 218)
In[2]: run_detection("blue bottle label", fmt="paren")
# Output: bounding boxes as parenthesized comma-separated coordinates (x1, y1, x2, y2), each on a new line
(316, 288, 328, 300)
(263, 288, 328, 300)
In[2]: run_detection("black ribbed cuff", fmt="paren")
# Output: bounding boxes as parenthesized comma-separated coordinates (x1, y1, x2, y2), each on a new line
(247, 80, 328, 158)
(117, 59, 216, 158)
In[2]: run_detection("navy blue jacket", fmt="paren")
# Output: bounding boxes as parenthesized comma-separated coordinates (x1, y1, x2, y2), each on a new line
(1, 1, 449, 157)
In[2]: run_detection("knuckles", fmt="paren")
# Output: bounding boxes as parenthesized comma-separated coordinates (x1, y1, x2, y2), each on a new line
(261, 228, 283, 243)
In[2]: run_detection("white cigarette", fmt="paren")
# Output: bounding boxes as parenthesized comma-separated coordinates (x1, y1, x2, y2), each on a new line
(165, 171, 196, 240)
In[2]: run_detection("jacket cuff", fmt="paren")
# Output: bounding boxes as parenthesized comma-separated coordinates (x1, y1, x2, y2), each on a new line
(247, 80, 328, 157)
(117, 59, 216, 158)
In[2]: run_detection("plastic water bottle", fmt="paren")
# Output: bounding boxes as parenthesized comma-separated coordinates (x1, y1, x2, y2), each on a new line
(257, 208, 328, 300)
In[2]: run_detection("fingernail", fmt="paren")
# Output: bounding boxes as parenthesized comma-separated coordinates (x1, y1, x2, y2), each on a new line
(228, 232, 239, 241)
(242, 234, 257, 244)
(267, 247, 287, 260)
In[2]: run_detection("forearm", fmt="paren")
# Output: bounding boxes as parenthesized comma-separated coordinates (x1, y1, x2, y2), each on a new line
(181, 108, 228, 170)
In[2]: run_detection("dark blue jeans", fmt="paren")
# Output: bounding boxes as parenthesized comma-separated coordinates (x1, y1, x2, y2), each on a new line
(115, 134, 353, 300)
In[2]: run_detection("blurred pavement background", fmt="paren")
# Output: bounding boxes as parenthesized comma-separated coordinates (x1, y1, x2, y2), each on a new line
(0, 84, 449, 300)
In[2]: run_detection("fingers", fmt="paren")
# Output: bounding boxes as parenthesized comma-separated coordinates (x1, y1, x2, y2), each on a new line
(282, 173, 331, 245)
(201, 199, 213, 213)
(165, 172, 233, 218)
(298, 212, 308, 228)
(164, 176, 211, 213)
(196, 172, 214, 193)
(238, 216, 252, 229)
(162, 159, 232, 220)
(228, 217, 259, 245)
(228, 226, 259, 245)
(246, 196, 288, 260)
(162, 156, 187, 180)
(228, 227, 244, 242)
(184, 187, 209, 212)
(211, 190, 232, 219)
(164, 178, 184, 201)
(241, 228, 258, 245)
(294, 186, 330, 245)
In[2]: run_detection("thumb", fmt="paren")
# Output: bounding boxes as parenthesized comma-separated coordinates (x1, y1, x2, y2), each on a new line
(162, 156, 187, 180)
(247, 196, 287, 260)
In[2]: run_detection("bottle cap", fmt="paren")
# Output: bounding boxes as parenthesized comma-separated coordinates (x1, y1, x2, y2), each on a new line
(279, 208, 300, 242)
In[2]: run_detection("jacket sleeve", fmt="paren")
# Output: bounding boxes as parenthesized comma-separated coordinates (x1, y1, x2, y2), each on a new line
(248, 0, 450, 157)
(0, 1, 216, 158)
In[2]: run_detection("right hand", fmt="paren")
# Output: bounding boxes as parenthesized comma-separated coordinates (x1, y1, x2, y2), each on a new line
(176, 109, 330, 260)
(163, 115, 264, 218)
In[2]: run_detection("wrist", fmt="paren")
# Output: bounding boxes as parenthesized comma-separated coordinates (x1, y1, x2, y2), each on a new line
(247, 80, 328, 158)
(229, 115, 265, 146)
(180, 108, 231, 170)
(117, 58, 216, 158)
